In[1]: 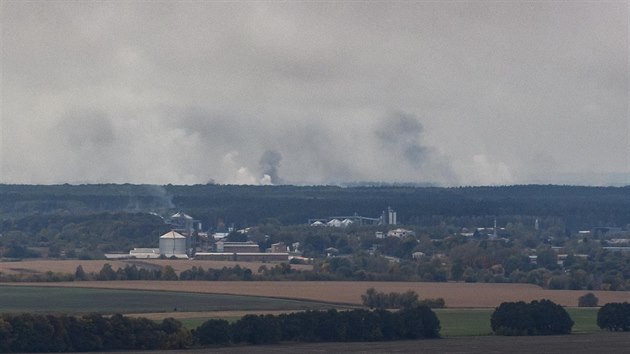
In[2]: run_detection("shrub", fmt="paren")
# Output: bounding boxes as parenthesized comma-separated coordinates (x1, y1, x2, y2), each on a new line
(420, 298, 446, 308)
(597, 302, 630, 331)
(578, 292, 598, 307)
(491, 299, 573, 336)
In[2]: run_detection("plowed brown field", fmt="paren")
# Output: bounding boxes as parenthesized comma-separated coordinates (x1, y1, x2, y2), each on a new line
(11, 280, 630, 308)
(0, 259, 311, 275)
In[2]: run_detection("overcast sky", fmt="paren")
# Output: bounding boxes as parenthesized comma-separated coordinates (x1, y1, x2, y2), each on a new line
(1, 1, 628, 186)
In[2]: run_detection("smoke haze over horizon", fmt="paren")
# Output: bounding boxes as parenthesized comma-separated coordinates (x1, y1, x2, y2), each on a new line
(1, 1, 628, 186)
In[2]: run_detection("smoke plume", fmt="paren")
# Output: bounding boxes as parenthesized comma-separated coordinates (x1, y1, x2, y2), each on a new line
(259, 150, 283, 185)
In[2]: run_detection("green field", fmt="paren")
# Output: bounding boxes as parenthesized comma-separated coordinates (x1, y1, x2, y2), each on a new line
(0, 285, 333, 314)
(435, 309, 494, 337)
(567, 307, 600, 333)
(434, 307, 601, 337)
(176, 308, 602, 337)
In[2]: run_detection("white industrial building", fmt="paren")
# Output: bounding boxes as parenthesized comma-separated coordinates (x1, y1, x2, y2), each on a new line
(387, 228, 416, 238)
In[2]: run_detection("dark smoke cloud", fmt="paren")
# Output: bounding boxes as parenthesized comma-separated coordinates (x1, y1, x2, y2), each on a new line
(376, 112, 458, 184)
(377, 112, 428, 167)
(259, 150, 283, 185)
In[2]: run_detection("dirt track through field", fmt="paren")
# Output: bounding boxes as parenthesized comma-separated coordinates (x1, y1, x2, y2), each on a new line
(11, 281, 630, 308)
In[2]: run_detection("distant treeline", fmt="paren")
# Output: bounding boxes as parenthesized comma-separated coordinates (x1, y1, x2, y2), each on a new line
(1, 184, 628, 229)
(0, 263, 408, 283)
(0, 212, 168, 258)
(0, 307, 440, 352)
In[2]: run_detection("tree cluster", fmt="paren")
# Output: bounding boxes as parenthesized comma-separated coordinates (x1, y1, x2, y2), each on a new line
(193, 307, 440, 345)
(361, 288, 445, 309)
(490, 299, 573, 336)
(597, 302, 630, 331)
(0, 313, 190, 353)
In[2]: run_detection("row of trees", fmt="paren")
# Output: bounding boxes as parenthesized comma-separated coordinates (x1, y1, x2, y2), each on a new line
(194, 307, 440, 345)
(0, 264, 179, 282)
(0, 313, 190, 353)
(0, 308, 442, 352)
(0, 264, 297, 283)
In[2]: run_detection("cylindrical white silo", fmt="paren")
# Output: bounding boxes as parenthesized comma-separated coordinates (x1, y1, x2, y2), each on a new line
(159, 231, 187, 257)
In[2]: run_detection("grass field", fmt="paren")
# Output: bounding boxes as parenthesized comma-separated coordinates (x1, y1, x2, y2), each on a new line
(0, 285, 334, 314)
(567, 308, 600, 333)
(435, 308, 600, 337)
(435, 309, 494, 336)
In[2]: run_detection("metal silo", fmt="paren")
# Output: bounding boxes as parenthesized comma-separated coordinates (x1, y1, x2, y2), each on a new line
(159, 231, 187, 257)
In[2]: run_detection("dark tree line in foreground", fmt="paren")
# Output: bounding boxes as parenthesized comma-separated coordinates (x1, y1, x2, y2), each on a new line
(194, 307, 440, 346)
(0, 307, 440, 353)
(0, 313, 190, 352)
(3, 300, 630, 352)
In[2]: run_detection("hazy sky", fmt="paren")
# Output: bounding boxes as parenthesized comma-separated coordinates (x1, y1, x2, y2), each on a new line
(1, 1, 628, 186)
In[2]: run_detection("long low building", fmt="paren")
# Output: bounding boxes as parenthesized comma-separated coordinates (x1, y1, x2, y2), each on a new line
(194, 252, 289, 262)
(216, 241, 260, 253)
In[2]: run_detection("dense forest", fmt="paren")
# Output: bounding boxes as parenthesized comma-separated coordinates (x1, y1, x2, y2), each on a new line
(1, 184, 629, 289)
(1, 184, 628, 229)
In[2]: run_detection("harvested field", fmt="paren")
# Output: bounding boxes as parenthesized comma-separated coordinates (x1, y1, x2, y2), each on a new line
(12, 281, 630, 307)
(0, 259, 311, 275)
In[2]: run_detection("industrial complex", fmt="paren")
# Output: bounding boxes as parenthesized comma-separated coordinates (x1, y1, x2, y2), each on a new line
(106, 207, 403, 262)
(106, 212, 291, 261)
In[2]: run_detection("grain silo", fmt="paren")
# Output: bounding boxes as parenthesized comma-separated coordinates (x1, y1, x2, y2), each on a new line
(159, 231, 187, 257)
